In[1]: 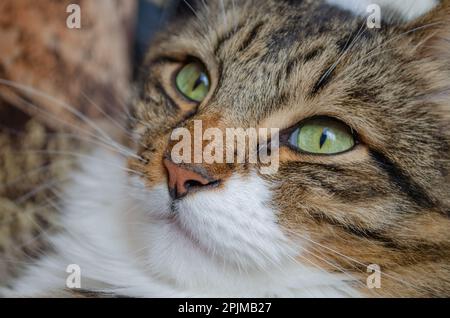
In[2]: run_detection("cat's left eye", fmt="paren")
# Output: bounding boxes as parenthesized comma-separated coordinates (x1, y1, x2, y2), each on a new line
(288, 117, 355, 155)
(175, 62, 210, 103)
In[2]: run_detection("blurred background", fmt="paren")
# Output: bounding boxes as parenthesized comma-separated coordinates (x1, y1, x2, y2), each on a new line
(0, 0, 184, 130)
(135, 0, 180, 71)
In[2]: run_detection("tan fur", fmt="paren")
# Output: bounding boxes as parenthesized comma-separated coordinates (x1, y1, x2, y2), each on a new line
(133, 0, 450, 297)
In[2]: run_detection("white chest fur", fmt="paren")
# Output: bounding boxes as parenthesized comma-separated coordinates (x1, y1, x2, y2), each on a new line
(3, 149, 360, 298)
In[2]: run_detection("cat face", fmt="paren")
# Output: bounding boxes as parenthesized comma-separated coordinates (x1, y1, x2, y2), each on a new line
(129, 0, 450, 296)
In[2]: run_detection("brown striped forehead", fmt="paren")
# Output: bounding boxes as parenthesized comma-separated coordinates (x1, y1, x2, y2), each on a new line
(214, 0, 359, 60)
(158, 0, 396, 128)
(204, 0, 366, 123)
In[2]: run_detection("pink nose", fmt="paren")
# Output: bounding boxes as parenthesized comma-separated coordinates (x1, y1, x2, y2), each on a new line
(163, 159, 217, 199)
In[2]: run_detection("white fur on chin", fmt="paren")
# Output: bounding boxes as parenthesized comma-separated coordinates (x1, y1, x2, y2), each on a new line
(4, 149, 360, 298)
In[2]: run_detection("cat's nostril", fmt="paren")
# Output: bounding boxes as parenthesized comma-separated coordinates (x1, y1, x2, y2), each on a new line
(163, 159, 219, 200)
(184, 179, 205, 191)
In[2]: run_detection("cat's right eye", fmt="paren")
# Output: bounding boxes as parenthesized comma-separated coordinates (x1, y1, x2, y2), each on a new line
(175, 62, 210, 103)
(288, 117, 356, 155)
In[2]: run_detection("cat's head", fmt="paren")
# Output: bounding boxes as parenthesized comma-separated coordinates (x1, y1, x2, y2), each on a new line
(128, 0, 450, 296)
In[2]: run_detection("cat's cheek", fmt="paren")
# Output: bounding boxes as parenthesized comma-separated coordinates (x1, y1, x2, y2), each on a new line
(128, 177, 172, 219)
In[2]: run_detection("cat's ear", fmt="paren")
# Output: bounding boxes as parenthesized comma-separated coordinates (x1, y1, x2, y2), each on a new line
(406, 0, 450, 59)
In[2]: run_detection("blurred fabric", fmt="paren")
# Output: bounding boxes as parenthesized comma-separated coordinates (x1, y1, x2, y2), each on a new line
(0, 0, 137, 132)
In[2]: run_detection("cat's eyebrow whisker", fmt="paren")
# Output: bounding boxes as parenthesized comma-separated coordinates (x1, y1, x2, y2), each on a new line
(182, 0, 200, 20)
(182, 0, 209, 31)
(316, 19, 368, 90)
(181, 0, 214, 49)
(335, 48, 399, 82)
(200, 0, 210, 15)
(337, 21, 443, 81)
(374, 20, 442, 52)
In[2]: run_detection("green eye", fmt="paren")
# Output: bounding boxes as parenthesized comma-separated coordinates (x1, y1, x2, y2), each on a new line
(289, 118, 355, 155)
(175, 62, 210, 102)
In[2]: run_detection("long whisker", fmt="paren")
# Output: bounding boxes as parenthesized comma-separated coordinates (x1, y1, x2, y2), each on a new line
(336, 21, 442, 81)
(0, 79, 136, 158)
(43, 131, 138, 159)
(315, 19, 368, 90)
(300, 240, 380, 295)
(11, 150, 144, 177)
(78, 90, 150, 153)
(298, 249, 372, 296)
(0, 122, 140, 164)
(284, 227, 418, 290)
(0, 89, 138, 159)
(80, 91, 133, 139)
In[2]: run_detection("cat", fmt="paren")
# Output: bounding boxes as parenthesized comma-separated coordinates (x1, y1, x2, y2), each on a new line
(1, 0, 450, 297)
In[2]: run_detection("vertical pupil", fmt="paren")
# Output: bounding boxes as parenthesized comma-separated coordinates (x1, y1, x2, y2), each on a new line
(319, 128, 329, 149)
(192, 73, 205, 90)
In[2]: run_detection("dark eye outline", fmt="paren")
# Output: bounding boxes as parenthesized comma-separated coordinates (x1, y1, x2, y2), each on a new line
(280, 116, 359, 156)
(172, 59, 211, 104)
